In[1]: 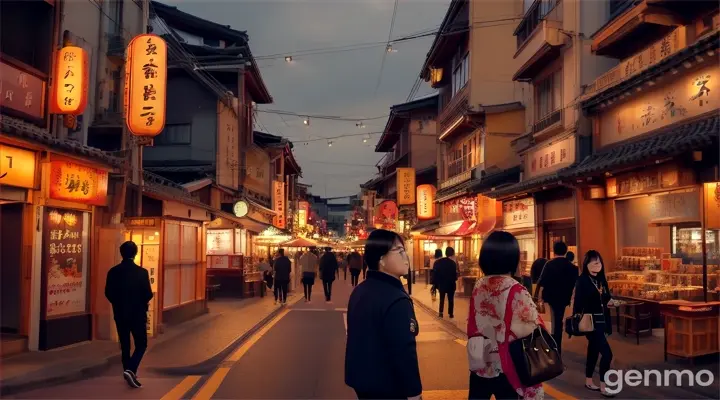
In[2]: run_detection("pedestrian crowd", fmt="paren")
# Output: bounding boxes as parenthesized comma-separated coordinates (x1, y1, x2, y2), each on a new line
(106, 229, 615, 399)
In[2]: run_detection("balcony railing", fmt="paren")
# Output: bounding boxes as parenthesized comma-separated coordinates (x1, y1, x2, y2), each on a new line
(532, 108, 562, 135)
(516, 0, 561, 49)
(446, 154, 473, 179)
(438, 84, 469, 136)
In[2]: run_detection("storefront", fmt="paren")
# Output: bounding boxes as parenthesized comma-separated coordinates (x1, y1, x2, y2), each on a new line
(537, 190, 577, 261)
(500, 197, 537, 277)
(602, 166, 719, 303)
(206, 217, 247, 298)
(39, 157, 110, 350)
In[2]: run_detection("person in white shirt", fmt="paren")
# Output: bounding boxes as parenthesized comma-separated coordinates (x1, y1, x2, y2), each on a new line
(299, 247, 319, 302)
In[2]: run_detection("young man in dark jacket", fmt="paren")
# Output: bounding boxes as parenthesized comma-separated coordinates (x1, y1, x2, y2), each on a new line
(536, 241, 578, 354)
(273, 248, 292, 305)
(432, 247, 459, 318)
(105, 241, 153, 388)
(319, 247, 338, 303)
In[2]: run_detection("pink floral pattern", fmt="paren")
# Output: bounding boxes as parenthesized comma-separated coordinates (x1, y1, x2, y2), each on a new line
(468, 276, 545, 400)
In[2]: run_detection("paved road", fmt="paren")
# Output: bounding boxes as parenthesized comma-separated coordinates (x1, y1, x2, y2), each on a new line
(9, 276, 717, 399)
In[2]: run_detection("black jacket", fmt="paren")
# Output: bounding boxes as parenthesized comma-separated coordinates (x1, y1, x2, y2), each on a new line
(572, 274, 613, 334)
(348, 252, 363, 271)
(432, 258, 458, 293)
(273, 256, 292, 282)
(538, 257, 578, 307)
(319, 252, 338, 281)
(105, 259, 153, 322)
(345, 270, 422, 398)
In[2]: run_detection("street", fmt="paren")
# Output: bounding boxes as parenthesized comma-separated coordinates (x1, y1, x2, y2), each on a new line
(9, 278, 717, 399)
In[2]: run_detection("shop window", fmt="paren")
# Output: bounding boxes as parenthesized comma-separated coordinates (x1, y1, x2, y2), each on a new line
(534, 69, 562, 121)
(163, 222, 181, 309)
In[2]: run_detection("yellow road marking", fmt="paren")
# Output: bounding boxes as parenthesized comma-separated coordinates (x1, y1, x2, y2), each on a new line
(161, 375, 201, 400)
(190, 309, 291, 399)
(454, 338, 468, 346)
(227, 309, 290, 361)
(192, 367, 231, 400)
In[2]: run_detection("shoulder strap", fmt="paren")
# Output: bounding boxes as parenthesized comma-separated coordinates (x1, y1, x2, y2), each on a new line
(503, 283, 523, 342)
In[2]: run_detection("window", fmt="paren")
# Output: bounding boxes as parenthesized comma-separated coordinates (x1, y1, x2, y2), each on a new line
(155, 124, 191, 145)
(535, 69, 562, 120)
(203, 37, 221, 47)
(452, 53, 469, 96)
(446, 132, 480, 179)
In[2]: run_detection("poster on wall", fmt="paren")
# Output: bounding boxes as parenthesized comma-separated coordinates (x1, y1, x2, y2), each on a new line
(141, 244, 159, 292)
(44, 208, 88, 317)
(374, 200, 398, 230)
(207, 229, 233, 255)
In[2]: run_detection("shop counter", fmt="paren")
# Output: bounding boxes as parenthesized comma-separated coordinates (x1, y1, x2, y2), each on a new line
(660, 300, 720, 363)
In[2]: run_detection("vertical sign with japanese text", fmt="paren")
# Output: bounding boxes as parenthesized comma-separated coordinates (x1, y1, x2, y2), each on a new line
(48, 161, 109, 206)
(416, 184, 436, 220)
(52, 46, 88, 115)
(44, 208, 88, 317)
(217, 101, 239, 189)
(396, 168, 416, 205)
(272, 180, 286, 229)
(126, 34, 167, 137)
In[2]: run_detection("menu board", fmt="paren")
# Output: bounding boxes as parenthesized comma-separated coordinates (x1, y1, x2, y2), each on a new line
(142, 244, 159, 292)
(207, 229, 233, 255)
(44, 208, 87, 317)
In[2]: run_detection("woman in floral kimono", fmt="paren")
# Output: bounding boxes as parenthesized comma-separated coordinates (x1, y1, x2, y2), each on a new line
(467, 231, 545, 400)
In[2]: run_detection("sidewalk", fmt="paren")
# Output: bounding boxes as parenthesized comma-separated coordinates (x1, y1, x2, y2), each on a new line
(411, 285, 719, 398)
(0, 291, 299, 395)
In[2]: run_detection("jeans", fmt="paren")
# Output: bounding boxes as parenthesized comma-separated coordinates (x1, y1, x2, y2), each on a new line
(323, 280, 333, 301)
(586, 329, 613, 382)
(550, 303, 566, 354)
(275, 280, 288, 303)
(468, 372, 518, 400)
(439, 290, 455, 317)
(115, 316, 147, 374)
(303, 283, 313, 300)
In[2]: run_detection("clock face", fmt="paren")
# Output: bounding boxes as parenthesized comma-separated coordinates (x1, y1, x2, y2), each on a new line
(234, 201, 248, 218)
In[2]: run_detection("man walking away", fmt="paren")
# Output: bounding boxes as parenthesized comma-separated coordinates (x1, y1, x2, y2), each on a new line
(348, 251, 362, 287)
(536, 241, 578, 354)
(339, 253, 348, 281)
(320, 247, 338, 303)
(299, 247, 319, 302)
(433, 247, 458, 319)
(105, 241, 153, 388)
(273, 248, 291, 304)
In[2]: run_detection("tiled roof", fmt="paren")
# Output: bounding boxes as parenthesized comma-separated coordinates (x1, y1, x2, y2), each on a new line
(410, 218, 440, 233)
(570, 113, 719, 177)
(483, 171, 569, 199)
(0, 115, 123, 167)
(435, 179, 475, 202)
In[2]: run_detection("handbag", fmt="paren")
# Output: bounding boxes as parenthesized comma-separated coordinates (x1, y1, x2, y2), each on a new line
(500, 285, 564, 388)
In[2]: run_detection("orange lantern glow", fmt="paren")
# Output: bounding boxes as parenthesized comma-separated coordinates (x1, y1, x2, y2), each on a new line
(416, 184, 437, 220)
(475, 195, 498, 234)
(125, 34, 167, 137)
(51, 46, 88, 115)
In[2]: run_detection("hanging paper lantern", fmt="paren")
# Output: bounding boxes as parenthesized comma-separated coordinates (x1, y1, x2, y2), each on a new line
(125, 34, 167, 137)
(52, 46, 89, 115)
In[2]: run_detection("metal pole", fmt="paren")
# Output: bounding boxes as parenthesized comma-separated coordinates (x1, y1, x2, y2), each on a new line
(701, 183, 708, 302)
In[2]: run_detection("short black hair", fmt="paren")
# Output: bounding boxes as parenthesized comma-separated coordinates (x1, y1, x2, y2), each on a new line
(278, 248, 285, 256)
(364, 229, 403, 271)
(479, 231, 519, 276)
(445, 247, 455, 257)
(325, 247, 332, 252)
(120, 241, 138, 260)
(553, 241, 568, 256)
(582, 250, 607, 284)
(566, 251, 575, 263)
(434, 249, 443, 259)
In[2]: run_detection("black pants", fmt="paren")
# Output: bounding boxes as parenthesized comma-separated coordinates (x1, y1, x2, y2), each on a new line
(586, 329, 613, 381)
(468, 372, 518, 400)
(275, 280, 288, 303)
(303, 283, 313, 300)
(550, 303, 566, 354)
(115, 317, 147, 374)
(343, 268, 347, 280)
(362, 269, 367, 280)
(355, 390, 403, 399)
(439, 290, 455, 317)
(323, 280, 333, 301)
(350, 272, 360, 286)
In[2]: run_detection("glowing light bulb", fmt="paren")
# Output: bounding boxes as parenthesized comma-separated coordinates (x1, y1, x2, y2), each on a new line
(285, 56, 293, 62)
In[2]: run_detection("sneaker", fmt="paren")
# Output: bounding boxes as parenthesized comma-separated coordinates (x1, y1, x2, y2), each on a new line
(123, 370, 140, 388)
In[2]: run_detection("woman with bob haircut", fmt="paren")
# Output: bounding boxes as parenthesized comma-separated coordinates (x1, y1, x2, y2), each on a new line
(467, 231, 545, 400)
(345, 229, 422, 400)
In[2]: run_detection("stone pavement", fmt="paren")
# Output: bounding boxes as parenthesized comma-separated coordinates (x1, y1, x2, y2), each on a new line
(0, 290, 299, 396)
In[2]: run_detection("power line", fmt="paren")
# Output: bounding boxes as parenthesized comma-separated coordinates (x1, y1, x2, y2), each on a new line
(373, 0, 400, 96)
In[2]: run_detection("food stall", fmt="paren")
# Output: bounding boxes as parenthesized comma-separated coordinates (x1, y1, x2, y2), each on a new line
(206, 219, 247, 298)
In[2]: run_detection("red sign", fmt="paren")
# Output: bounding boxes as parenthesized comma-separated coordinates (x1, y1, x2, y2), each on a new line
(0, 61, 46, 121)
(444, 196, 477, 223)
(374, 200, 398, 230)
(48, 161, 109, 206)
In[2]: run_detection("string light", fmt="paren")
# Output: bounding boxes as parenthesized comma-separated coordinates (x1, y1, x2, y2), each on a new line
(303, 117, 310, 126)
(356, 121, 365, 129)
(363, 134, 370, 144)
(386, 44, 397, 53)
(328, 140, 333, 147)
(285, 56, 293, 62)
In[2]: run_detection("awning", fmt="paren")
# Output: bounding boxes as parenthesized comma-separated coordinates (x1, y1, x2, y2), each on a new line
(241, 217, 273, 234)
(247, 198, 277, 216)
(483, 171, 570, 199)
(569, 113, 719, 178)
(278, 237, 319, 248)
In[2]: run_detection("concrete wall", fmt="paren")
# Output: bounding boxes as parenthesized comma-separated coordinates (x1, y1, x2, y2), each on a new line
(143, 74, 218, 165)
